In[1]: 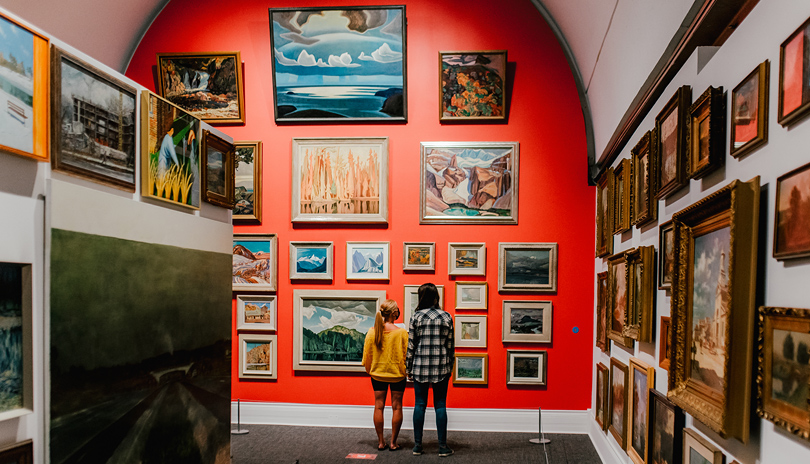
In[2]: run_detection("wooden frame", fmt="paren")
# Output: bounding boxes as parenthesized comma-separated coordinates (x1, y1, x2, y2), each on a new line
(233, 140, 262, 223)
(506, 350, 547, 385)
(233, 233, 278, 292)
(156, 51, 245, 124)
(236, 295, 277, 332)
(648, 390, 684, 464)
(595, 363, 609, 431)
(756, 306, 810, 442)
(293, 289, 386, 372)
(439, 50, 507, 121)
(238, 333, 277, 380)
(596, 271, 610, 354)
(731, 61, 769, 158)
(631, 131, 657, 227)
(403, 284, 444, 324)
(0, 263, 33, 422)
(50, 46, 136, 190)
(659, 316, 672, 371)
(688, 86, 725, 179)
(454, 315, 487, 348)
(628, 358, 655, 464)
(624, 246, 655, 343)
(420, 141, 519, 224)
(659, 220, 675, 290)
(596, 168, 614, 257)
(403, 242, 435, 271)
(502, 300, 552, 343)
(289, 241, 333, 281)
(201, 130, 235, 208)
(454, 281, 487, 310)
(607, 252, 634, 349)
(609, 357, 630, 448)
(683, 428, 724, 464)
(453, 353, 488, 385)
(448, 242, 486, 276)
(668, 177, 760, 442)
(497, 242, 557, 292)
(0, 440, 32, 464)
(773, 161, 810, 260)
(613, 158, 632, 234)
(268, 6, 407, 122)
(346, 241, 390, 280)
(655, 86, 691, 200)
(291, 137, 389, 224)
(0, 13, 48, 162)
(778, 18, 810, 127)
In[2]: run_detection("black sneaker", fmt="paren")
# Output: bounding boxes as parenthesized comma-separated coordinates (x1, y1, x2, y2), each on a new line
(412, 444, 423, 456)
(438, 446, 454, 457)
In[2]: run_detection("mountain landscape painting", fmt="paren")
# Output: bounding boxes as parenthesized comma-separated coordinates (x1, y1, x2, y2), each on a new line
(347, 242, 388, 280)
(510, 307, 544, 334)
(297, 247, 328, 274)
(421, 142, 518, 224)
(233, 235, 277, 291)
(504, 249, 549, 285)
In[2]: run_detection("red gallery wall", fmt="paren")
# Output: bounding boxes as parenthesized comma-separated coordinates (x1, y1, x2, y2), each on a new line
(127, 0, 593, 410)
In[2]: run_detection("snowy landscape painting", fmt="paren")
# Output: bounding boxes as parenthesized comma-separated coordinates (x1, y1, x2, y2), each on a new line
(290, 242, 333, 280)
(346, 242, 389, 280)
(0, 15, 35, 156)
(233, 234, 277, 291)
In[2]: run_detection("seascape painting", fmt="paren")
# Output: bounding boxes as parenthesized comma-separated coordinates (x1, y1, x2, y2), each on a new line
(269, 6, 406, 121)
(611, 365, 626, 437)
(660, 109, 678, 186)
(0, 264, 23, 415)
(775, 164, 810, 258)
(233, 142, 259, 221)
(632, 370, 648, 459)
(733, 71, 759, 148)
(510, 307, 544, 334)
(0, 15, 34, 154)
(233, 235, 276, 291)
(770, 329, 810, 410)
(612, 261, 627, 332)
(440, 51, 506, 120)
(300, 298, 376, 364)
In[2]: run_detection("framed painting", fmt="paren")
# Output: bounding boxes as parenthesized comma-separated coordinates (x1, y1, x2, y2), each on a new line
(268, 6, 407, 122)
(659, 316, 672, 371)
(779, 18, 810, 127)
(613, 158, 632, 234)
(498, 242, 557, 292)
(502, 300, 552, 343)
(140, 91, 201, 209)
(773, 162, 810, 259)
(628, 358, 655, 464)
(50, 47, 136, 190)
(420, 141, 519, 224)
(506, 350, 547, 385)
(596, 168, 614, 257)
(655, 86, 691, 200)
(448, 242, 486, 276)
(289, 241, 333, 280)
(202, 130, 235, 208)
(291, 137, 388, 224)
(293, 289, 386, 372)
(659, 220, 675, 290)
(233, 141, 262, 223)
(453, 354, 488, 385)
(0, 440, 32, 464)
(454, 315, 487, 348)
(238, 333, 277, 380)
(156, 52, 245, 124)
(236, 295, 277, 331)
(439, 50, 507, 121)
(595, 363, 609, 431)
(731, 61, 769, 158)
(624, 245, 654, 343)
(454, 281, 487, 310)
(596, 271, 610, 354)
(609, 357, 629, 449)
(0, 13, 48, 162)
(607, 252, 634, 349)
(631, 131, 657, 227)
(683, 429, 724, 464)
(0, 263, 33, 421)
(756, 306, 810, 441)
(648, 390, 684, 464)
(403, 284, 444, 324)
(403, 242, 435, 271)
(668, 177, 760, 441)
(233, 234, 278, 291)
(688, 86, 724, 178)
(346, 241, 389, 280)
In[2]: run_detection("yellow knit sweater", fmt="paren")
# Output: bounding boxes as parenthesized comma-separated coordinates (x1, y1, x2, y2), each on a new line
(362, 328, 408, 382)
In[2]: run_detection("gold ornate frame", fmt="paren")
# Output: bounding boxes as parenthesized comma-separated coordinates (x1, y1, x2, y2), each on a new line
(596, 168, 614, 257)
(624, 246, 655, 343)
(612, 159, 632, 234)
(596, 271, 610, 354)
(607, 251, 634, 349)
(688, 86, 725, 179)
(658, 220, 675, 290)
(595, 362, 609, 431)
(628, 358, 655, 464)
(631, 131, 657, 227)
(655, 86, 691, 200)
(731, 61, 769, 158)
(608, 357, 629, 448)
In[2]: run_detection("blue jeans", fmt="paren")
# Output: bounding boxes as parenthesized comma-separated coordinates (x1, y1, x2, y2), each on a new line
(412, 375, 449, 446)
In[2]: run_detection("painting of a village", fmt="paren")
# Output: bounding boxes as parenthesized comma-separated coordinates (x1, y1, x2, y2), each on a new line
(0, 16, 34, 154)
(158, 53, 243, 122)
(300, 298, 376, 365)
(243, 301, 274, 325)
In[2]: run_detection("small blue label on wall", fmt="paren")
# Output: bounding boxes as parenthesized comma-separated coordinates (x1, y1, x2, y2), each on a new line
(572, 327, 579, 333)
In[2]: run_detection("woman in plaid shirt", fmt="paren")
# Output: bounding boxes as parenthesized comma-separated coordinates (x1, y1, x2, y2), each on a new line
(406, 283, 455, 457)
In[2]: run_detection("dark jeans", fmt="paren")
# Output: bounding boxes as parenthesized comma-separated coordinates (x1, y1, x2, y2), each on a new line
(412, 375, 450, 446)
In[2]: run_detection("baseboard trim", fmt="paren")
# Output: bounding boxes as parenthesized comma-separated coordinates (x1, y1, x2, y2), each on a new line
(586, 414, 627, 464)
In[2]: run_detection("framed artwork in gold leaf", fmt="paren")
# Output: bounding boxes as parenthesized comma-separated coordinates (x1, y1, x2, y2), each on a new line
(596, 168, 614, 257)
(596, 271, 610, 354)
(688, 86, 725, 179)
(631, 131, 657, 227)
(628, 358, 654, 464)
(658, 220, 675, 290)
(613, 159, 632, 235)
(683, 429, 724, 464)
(595, 362, 609, 431)
(655, 86, 691, 200)
(607, 251, 634, 349)
(659, 316, 672, 371)
(624, 246, 655, 343)
(731, 61, 769, 158)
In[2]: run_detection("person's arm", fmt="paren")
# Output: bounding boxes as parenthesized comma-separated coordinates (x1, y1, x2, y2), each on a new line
(446, 315, 455, 362)
(362, 330, 374, 374)
(406, 315, 416, 377)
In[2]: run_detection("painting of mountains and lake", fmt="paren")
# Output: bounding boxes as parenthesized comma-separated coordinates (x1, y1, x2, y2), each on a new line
(233, 234, 277, 291)
(346, 242, 389, 280)
(421, 142, 519, 224)
(269, 6, 406, 122)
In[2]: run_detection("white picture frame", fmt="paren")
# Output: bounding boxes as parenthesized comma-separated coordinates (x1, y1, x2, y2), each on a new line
(403, 284, 444, 326)
(454, 281, 488, 310)
(506, 350, 547, 385)
(502, 300, 552, 343)
(236, 295, 277, 331)
(448, 242, 486, 276)
(289, 241, 334, 280)
(233, 234, 278, 291)
(346, 242, 390, 280)
(239, 333, 278, 379)
(403, 242, 436, 271)
(455, 315, 487, 348)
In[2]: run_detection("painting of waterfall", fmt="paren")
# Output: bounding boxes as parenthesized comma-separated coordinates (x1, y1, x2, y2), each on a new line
(0, 263, 30, 419)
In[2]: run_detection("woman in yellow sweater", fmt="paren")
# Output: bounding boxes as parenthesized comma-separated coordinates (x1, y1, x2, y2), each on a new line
(362, 299, 408, 451)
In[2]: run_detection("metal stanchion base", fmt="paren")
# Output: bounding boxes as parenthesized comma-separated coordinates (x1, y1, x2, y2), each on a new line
(529, 437, 551, 444)
(231, 429, 250, 435)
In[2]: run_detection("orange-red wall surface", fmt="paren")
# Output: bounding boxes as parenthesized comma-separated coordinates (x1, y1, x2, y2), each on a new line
(127, 0, 594, 410)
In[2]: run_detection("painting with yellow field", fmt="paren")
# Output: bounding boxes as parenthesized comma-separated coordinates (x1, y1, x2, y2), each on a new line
(141, 91, 201, 209)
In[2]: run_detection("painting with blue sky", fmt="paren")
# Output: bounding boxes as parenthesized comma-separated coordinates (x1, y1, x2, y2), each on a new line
(300, 298, 376, 363)
(0, 15, 35, 154)
(296, 247, 328, 274)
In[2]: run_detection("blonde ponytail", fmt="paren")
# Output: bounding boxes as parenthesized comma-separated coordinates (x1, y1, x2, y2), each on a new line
(374, 299, 399, 348)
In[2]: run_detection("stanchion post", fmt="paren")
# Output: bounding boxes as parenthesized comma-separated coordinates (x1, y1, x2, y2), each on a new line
(529, 407, 551, 444)
(232, 398, 249, 435)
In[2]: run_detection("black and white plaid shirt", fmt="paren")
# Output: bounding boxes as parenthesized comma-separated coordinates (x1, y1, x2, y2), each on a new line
(406, 307, 455, 383)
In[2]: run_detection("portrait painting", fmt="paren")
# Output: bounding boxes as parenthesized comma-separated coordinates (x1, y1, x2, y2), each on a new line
(453, 354, 487, 385)
(346, 242, 389, 280)
(454, 315, 486, 348)
(498, 243, 557, 292)
(239, 334, 277, 379)
(506, 350, 546, 385)
(290, 242, 333, 280)
(403, 242, 435, 271)
(202, 130, 235, 208)
(454, 282, 487, 310)
(269, 6, 407, 122)
(649, 390, 684, 464)
(233, 141, 262, 223)
(609, 358, 629, 448)
(774, 162, 810, 259)
(236, 295, 277, 331)
(440, 50, 506, 121)
(779, 18, 810, 126)
(731, 62, 768, 158)
(502, 300, 552, 343)
(233, 234, 277, 291)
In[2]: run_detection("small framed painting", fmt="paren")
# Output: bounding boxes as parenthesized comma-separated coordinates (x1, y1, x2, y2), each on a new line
(659, 316, 672, 371)
(655, 86, 691, 200)
(346, 242, 390, 280)
(236, 295, 277, 331)
(403, 284, 444, 324)
(624, 246, 655, 343)
(608, 252, 634, 349)
(403, 242, 435, 271)
(498, 242, 557, 292)
(773, 162, 810, 259)
(648, 390, 684, 464)
(779, 18, 810, 127)
(596, 168, 614, 257)
(502, 300, 552, 343)
(631, 131, 657, 227)
(731, 61, 769, 158)
(628, 358, 655, 464)
(595, 363, 609, 431)
(683, 429, 724, 464)
(596, 272, 610, 354)
(0, 263, 33, 421)
(609, 357, 629, 448)
(613, 158, 632, 234)
(658, 220, 675, 290)
(439, 50, 507, 121)
(453, 354, 488, 385)
(506, 350, 547, 385)
(202, 130, 235, 208)
(454, 281, 487, 310)
(233, 234, 277, 291)
(233, 141, 262, 223)
(448, 242, 486, 276)
(454, 315, 487, 348)
(0, 440, 32, 464)
(238, 333, 277, 379)
(688, 86, 724, 178)
(289, 242, 333, 281)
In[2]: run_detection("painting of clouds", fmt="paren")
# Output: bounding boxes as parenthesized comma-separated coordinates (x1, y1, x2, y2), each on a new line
(300, 297, 377, 365)
(269, 6, 406, 121)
